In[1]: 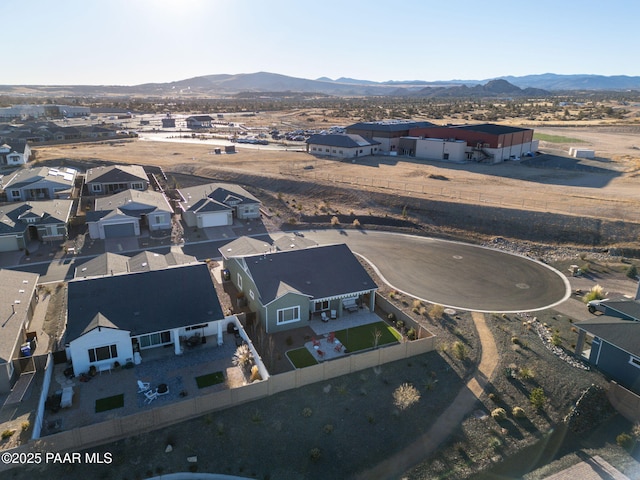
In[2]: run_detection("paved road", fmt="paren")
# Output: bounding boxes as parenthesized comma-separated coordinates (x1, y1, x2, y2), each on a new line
(5, 229, 570, 312)
(300, 229, 570, 312)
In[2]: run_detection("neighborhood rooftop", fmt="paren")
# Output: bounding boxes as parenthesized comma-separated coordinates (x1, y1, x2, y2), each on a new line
(576, 315, 640, 357)
(85, 164, 148, 184)
(239, 243, 377, 304)
(66, 263, 224, 342)
(0, 269, 39, 363)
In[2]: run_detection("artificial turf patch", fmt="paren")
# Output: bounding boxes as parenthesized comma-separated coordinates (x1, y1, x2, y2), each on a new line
(195, 371, 225, 389)
(335, 321, 400, 352)
(95, 393, 124, 413)
(286, 347, 319, 368)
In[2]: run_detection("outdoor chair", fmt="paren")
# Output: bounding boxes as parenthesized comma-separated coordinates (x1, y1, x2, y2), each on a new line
(321, 312, 329, 322)
(144, 388, 158, 404)
(137, 380, 151, 393)
(312, 337, 320, 347)
(330, 310, 337, 319)
(335, 343, 343, 352)
(327, 332, 336, 343)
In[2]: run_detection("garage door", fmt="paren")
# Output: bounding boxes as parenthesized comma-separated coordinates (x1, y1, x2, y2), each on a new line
(104, 223, 136, 238)
(200, 212, 229, 228)
(0, 235, 20, 252)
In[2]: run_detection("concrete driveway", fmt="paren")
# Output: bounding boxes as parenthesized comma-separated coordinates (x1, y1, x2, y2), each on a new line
(300, 229, 570, 312)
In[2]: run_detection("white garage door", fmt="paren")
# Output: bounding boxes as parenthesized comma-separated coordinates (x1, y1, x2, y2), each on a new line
(0, 235, 20, 252)
(200, 212, 229, 228)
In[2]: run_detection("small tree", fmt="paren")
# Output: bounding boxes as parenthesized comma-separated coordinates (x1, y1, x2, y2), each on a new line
(626, 264, 638, 279)
(530, 387, 546, 410)
(233, 344, 253, 372)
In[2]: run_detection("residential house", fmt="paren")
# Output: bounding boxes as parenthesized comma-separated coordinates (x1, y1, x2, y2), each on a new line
(0, 142, 31, 166)
(85, 164, 149, 195)
(0, 200, 73, 252)
(86, 189, 172, 239)
(587, 299, 640, 321)
(65, 263, 226, 376)
(0, 269, 39, 393)
(574, 315, 640, 395)
(186, 115, 214, 129)
(306, 134, 381, 159)
(221, 242, 378, 333)
(74, 250, 198, 278)
(1, 166, 77, 201)
(178, 183, 261, 228)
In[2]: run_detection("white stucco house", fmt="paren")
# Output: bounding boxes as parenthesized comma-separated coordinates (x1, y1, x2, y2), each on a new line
(65, 263, 226, 376)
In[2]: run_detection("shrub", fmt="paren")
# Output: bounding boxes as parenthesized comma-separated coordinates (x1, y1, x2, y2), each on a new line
(393, 383, 421, 411)
(412, 299, 422, 309)
(511, 336, 520, 345)
(323, 424, 334, 434)
(491, 408, 507, 420)
(352, 219, 361, 228)
(387, 312, 396, 322)
(626, 264, 638, 279)
(407, 327, 417, 340)
(309, 448, 321, 461)
(21, 421, 30, 432)
(1, 429, 15, 439)
(519, 367, 534, 380)
(530, 388, 546, 410)
(512, 406, 527, 418)
(429, 304, 445, 320)
(453, 341, 467, 360)
(551, 332, 562, 347)
(616, 433, 634, 449)
(233, 344, 253, 370)
(302, 407, 313, 418)
(330, 216, 340, 226)
(488, 392, 501, 403)
(583, 284, 605, 303)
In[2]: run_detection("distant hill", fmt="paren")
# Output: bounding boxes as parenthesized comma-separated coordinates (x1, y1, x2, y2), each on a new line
(0, 72, 638, 98)
(409, 79, 550, 98)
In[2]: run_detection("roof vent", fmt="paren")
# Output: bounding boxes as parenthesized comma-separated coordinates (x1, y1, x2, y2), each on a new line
(14, 300, 21, 304)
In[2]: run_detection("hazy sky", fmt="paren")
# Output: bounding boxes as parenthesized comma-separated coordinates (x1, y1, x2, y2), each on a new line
(3, 0, 638, 85)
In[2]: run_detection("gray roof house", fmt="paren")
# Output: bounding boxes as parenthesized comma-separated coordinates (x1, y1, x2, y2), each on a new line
(0, 142, 31, 167)
(66, 263, 225, 376)
(85, 164, 149, 195)
(221, 241, 378, 333)
(0, 269, 39, 393)
(86, 189, 173, 239)
(186, 115, 214, 129)
(574, 315, 640, 395)
(1, 166, 77, 201)
(178, 183, 261, 228)
(0, 199, 73, 252)
(74, 250, 198, 278)
(306, 134, 381, 159)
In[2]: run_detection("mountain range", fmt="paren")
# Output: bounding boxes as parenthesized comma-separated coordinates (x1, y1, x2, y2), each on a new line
(1, 72, 639, 98)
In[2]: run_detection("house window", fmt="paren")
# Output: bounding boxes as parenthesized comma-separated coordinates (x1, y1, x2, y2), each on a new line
(91, 184, 101, 192)
(237, 273, 243, 290)
(11, 190, 20, 198)
(630, 356, 640, 369)
(155, 215, 163, 224)
(138, 331, 171, 349)
(249, 290, 255, 300)
(88, 344, 118, 363)
(277, 306, 300, 325)
(131, 182, 144, 190)
(314, 300, 329, 312)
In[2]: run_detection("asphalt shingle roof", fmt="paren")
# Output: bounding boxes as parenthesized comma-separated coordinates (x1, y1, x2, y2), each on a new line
(85, 165, 148, 184)
(240, 243, 377, 304)
(575, 315, 640, 356)
(66, 264, 224, 342)
(453, 123, 531, 135)
(346, 120, 435, 133)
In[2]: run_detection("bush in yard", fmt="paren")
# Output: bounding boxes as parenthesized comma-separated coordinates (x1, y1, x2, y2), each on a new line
(393, 383, 421, 411)
(453, 341, 467, 360)
(491, 408, 507, 421)
(429, 303, 445, 320)
(512, 406, 527, 418)
(583, 284, 605, 304)
(626, 264, 638, 279)
(1, 429, 15, 439)
(407, 327, 417, 340)
(519, 367, 534, 380)
(530, 387, 547, 410)
(330, 216, 340, 226)
(309, 448, 321, 461)
(616, 433, 634, 450)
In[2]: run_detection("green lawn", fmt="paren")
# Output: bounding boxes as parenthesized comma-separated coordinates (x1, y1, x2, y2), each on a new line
(286, 348, 318, 368)
(195, 371, 225, 389)
(95, 393, 124, 413)
(533, 133, 585, 143)
(335, 321, 401, 352)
